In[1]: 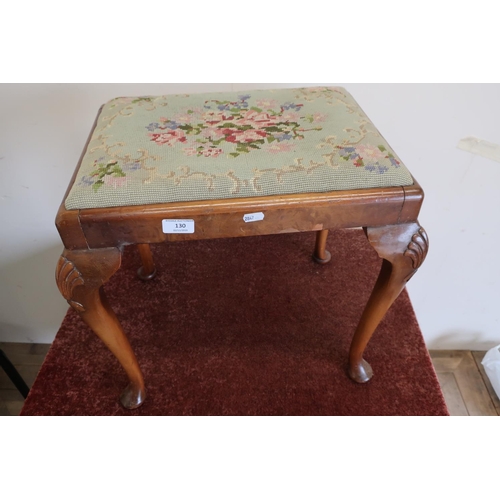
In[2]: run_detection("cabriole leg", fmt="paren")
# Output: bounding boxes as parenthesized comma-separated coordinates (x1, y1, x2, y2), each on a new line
(56, 247, 146, 409)
(348, 222, 429, 383)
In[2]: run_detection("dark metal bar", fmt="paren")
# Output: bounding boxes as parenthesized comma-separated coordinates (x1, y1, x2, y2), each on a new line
(0, 349, 30, 399)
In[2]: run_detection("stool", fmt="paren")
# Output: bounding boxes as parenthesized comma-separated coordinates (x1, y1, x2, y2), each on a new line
(55, 87, 428, 409)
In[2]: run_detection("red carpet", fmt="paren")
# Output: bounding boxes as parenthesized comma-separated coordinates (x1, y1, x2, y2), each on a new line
(21, 230, 448, 416)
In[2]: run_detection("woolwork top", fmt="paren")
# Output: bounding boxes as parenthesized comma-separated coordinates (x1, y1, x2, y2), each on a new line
(65, 87, 414, 210)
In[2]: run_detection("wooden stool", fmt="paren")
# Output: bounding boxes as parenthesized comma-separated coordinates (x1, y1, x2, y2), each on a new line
(55, 87, 428, 409)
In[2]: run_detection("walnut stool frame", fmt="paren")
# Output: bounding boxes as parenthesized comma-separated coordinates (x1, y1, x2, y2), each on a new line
(55, 114, 428, 410)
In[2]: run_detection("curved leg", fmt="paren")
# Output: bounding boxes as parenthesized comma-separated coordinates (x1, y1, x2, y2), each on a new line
(137, 243, 157, 281)
(313, 229, 331, 264)
(348, 222, 429, 383)
(56, 248, 146, 409)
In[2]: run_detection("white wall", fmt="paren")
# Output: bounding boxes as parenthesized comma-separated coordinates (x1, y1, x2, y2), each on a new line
(1, 83, 499, 349)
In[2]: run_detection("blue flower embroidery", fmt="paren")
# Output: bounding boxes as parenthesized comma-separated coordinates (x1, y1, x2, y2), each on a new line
(164, 121, 179, 130)
(282, 102, 302, 111)
(79, 175, 94, 186)
(124, 162, 141, 171)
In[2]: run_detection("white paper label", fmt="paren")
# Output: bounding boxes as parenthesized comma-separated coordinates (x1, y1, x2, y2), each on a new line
(162, 219, 195, 234)
(243, 212, 265, 223)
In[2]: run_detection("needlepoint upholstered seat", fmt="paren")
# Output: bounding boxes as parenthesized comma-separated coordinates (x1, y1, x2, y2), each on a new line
(56, 87, 428, 409)
(65, 88, 414, 209)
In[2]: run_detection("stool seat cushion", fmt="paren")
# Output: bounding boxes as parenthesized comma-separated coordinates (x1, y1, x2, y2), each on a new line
(65, 87, 414, 210)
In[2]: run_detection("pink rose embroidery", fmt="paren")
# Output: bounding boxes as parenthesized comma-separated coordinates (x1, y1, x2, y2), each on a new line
(356, 144, 386, 160)
(201, 148, 223, 158)
(183, 147, 223, 158)
(238, 110, 279, 128)
(225, 129, 267, 144)
(104, 175, 127, 188)
(201, 127, 225, 139)
(149, 129, 187, 146)
(146, 94, 324, 157)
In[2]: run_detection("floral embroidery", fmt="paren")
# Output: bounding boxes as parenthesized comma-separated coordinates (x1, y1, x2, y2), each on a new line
(104, 175, 127, 189)
(146, 95, 324, 158)
(337, 145, 400, 174)
(149, 129, 187, 147)
(66, 87, 415, 210)
(82, 158, 127, 192)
